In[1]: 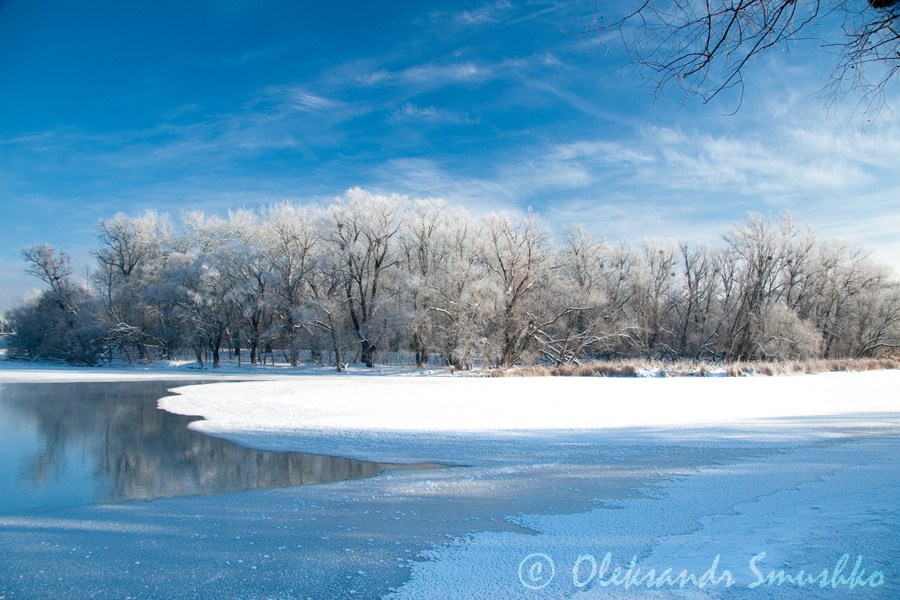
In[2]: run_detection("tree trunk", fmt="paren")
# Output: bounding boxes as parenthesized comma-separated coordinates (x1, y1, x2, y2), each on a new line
(413, 333, 428, 368)
(360, 339, 376, 368)
(211, 331, 223, 369)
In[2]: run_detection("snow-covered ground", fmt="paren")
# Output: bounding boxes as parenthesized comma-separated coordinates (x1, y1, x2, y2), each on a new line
(161, 371, 900, 463)
(0, 359, 443, 383)
(0, 368, 897, 598)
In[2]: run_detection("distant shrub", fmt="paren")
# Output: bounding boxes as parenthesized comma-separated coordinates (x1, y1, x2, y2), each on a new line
(489, 356, 900, 378)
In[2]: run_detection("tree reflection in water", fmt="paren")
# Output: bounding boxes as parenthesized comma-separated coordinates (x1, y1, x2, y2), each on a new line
(0, 381, 406, 512)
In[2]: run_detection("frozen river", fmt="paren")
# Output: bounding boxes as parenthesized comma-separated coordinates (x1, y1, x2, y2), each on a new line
(0, 370, 897, 598)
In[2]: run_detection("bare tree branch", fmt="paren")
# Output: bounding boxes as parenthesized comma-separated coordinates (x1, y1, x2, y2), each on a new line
(597, 1, 898, 114)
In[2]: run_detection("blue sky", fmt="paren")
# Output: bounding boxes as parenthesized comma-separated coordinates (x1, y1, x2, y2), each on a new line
(1, 0, 898, 311)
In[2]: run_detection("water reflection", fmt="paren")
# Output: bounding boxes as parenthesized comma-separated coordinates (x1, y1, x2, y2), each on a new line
(0, 381, 407, 513)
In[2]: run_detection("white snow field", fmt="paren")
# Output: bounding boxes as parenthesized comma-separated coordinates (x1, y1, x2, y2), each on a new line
(0, 368, 897, 599)
(161, 371, 900, 463)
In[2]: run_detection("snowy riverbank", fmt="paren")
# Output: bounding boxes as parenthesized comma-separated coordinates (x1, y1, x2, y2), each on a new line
(158, 370, 900, 464)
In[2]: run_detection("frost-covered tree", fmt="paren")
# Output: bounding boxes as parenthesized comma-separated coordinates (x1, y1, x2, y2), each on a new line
(8, 195, 900, 368)
(222, 209, 276, 366)
(542, 228, 636, 364)
(21, 244, 74, 309)
(300, 245, 356, 371)
(796, 242, 897, 357)
(93, 211, 171, 361)
(399, 199, 452, 367)
(720, 215, 796, 360)
(852, 278, 900, 357)
(262, 203, 318, 366)
(426, 207, 488, 370)
(10, 244, 103, 364)
(631, 241, 679, 358)
(670, 244, 722, 359)
(755, 301, 824, 360)
(161, 212, 244, 368)
(326, 189, 405, 368)
(478, 213, 561, 367)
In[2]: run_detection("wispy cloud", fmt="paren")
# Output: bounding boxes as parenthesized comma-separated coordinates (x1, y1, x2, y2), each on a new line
(349, 49, 568, 91)
(427, 0, 571, 32)
(548, 140, 654, 166)
(392, 102, 478, 125)
(407, 62, 487, 82)
(634, 123, 900, 196)
(256, 85, 344, 112)
(288, 91, 340, 112)
(449, 1, 513, 27)
(358, 61, 492, 88)
(524, 116, 900, 202)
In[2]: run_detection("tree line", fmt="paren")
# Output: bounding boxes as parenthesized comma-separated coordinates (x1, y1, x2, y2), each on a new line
(5, 188, 900, 369)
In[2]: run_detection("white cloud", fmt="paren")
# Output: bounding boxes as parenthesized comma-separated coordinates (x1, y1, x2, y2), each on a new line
(640, 123, 899, 197)
(396, 102, 438, 118)
(353, 53, 561, 91)
(455, 1, 512, 26)
(288, 91, 339, 112)
(257, 85, 343, 113)
(352, 61, 492, 91)
(398, 61, 490, 85)
(549, 140, 654, 166)
(539, 119, 899, 203)
(428, 1, 513, 28)
(358, 69, 391, 85)
(392, 102, 478, 125)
